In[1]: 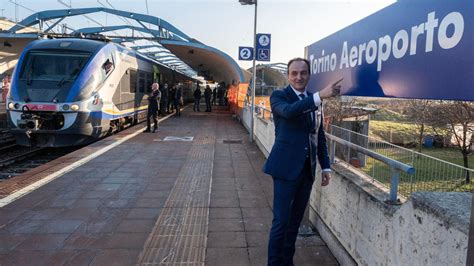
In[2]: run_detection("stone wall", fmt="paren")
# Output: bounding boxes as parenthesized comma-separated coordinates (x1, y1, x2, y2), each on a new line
(310, 163, 470, 266)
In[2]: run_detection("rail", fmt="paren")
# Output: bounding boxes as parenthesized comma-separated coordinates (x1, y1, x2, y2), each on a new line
(329, 124, 474, 197)
(255, 105, 272, 121)
(326, 133, 414, 203)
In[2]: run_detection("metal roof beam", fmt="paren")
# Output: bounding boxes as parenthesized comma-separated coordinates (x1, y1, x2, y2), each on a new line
(43, 17, 66, 33)
(73, 25, 160, 37)
(8, 7, 192, 42)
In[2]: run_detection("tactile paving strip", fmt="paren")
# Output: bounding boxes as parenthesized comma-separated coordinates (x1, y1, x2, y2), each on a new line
(137, 136, 214, 265)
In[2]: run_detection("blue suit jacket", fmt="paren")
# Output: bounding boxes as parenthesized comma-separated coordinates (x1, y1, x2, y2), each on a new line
(263, 85, 330, 181)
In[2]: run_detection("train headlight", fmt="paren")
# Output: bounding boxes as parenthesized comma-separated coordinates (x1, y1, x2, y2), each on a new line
(14, 103, 20, 110)
(70, 104, 80, 111)
(62, 104, 70, 111)
(8, 102, 15, 110)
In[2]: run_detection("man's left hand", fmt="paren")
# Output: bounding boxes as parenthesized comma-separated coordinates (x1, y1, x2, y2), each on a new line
(321, 172, 331, 186)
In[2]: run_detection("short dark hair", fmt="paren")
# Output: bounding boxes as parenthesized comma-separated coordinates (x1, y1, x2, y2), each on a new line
(287, 58, 310, 74)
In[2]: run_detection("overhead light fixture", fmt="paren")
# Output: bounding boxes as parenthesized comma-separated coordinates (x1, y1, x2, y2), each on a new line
(3, 41, 12, 47)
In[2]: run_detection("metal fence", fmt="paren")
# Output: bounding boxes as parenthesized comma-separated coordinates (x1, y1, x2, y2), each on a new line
(328, 124, 474, 197)
(255, 106, 272, 121)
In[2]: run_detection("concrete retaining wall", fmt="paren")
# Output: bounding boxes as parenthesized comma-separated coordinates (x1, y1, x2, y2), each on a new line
(310, 164, 470, 266)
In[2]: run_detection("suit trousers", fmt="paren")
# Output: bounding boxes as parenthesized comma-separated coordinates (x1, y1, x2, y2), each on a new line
(146, 112, 158, 131)
(268, 158, 314, 266)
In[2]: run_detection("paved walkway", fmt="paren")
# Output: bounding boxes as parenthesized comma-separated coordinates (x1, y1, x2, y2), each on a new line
(0, 106, 338, 265)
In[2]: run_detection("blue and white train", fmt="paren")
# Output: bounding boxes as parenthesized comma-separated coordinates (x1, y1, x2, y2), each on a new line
(6, 38, 194, 147)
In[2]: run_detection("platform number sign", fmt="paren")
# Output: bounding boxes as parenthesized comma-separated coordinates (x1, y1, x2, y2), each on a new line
(239, 46, 254, 61)
(256, 33, 271, 61)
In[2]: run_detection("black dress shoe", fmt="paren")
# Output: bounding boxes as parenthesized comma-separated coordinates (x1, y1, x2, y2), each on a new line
(144, 129, 151, 132)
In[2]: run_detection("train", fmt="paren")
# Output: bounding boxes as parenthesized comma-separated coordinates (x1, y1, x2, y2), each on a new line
(6, 38, 196, 147)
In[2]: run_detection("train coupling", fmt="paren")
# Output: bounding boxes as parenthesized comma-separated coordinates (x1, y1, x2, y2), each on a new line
(17, 113, 41, 131)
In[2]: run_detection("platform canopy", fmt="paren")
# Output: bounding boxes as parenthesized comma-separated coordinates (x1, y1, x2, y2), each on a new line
(4, 7, 244, 84)
(245, 63, 288, 87)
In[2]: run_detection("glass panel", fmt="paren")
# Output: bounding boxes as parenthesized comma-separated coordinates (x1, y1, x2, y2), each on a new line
(129, 69, 137, 93)
(20, 51, 90, 84)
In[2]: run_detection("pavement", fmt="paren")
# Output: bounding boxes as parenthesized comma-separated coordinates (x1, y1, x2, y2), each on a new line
(0, 105, 338, 265)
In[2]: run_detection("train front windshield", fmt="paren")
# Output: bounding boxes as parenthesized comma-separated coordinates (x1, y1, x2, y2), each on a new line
(20, 51, 90, 83)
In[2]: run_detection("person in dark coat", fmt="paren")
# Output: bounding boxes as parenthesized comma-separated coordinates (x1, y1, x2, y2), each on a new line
(174, 85, 182, 116)
(193, 86, 201, 112)
(169, 85, 176, 113)
(217, 82, 225, 106)
(145, 83, 161, 133)
(204, 85, 212, 112)
(263, 58, 343, 265)
(212, 87, 217, 106)
(160, 83, 169, 114)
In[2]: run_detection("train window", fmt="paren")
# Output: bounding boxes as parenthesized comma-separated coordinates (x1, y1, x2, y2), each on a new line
(138, 78, 145, 93)
(138, 71, 146, 93)
(146, 73, 152, 93)
(129, 69, 137, 93)
(20, 51, 90, 84)
(102, 59, 114, 75)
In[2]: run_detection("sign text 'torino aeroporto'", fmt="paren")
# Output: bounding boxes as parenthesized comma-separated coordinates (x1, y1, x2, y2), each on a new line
(309, 11, 464, 75)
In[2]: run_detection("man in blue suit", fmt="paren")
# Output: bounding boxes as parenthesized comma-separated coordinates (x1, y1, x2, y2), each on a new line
(263, 58, 342, 266)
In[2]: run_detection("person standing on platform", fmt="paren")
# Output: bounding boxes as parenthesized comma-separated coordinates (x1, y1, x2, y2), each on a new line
(145, 83, 161, 133)
(174, 85, 182, 116)
(217, 82, 225, 106)
(2, 75, 11, 103)
(193, 85, 201, 112)
(212, 86, 217, 106)
(169, 85, 176, 113)
(262, 58, 343, 266)
(160, 83, 169, 115)
(204, 85, 212, 112)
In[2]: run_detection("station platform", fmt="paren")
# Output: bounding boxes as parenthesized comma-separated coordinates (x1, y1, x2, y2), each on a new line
(0, 106, 337, 265)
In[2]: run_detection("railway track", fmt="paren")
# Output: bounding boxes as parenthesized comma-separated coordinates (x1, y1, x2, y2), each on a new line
(0, 117, 149, 181)
(0, 128, 81, 180)
(0, 129, 15, 147)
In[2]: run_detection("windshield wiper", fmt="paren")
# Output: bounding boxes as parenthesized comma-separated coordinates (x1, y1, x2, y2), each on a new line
(27, 57, 36, 85)
(26, 69, 33, 85)
(58, 67, 80, 87)
(57, 77, 65, 87)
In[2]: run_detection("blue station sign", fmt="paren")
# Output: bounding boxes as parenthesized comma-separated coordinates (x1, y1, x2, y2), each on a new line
(239, 46, 254, 61)
(305, 0, 473, 101)
(256, 33, 271, 61)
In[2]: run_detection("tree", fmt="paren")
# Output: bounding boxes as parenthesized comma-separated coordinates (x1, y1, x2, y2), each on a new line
(406, 99, 436, 152)
(431, 101, 473, 182)
(323, 96, 358, 127)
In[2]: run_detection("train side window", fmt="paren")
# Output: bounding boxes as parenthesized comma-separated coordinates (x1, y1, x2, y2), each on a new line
(129, 69, 137, 93)
(138, 71, 146, 93)
(102, 56, 115, 77)
(146, 73, 152, 93)
(102, 58, 114, 76)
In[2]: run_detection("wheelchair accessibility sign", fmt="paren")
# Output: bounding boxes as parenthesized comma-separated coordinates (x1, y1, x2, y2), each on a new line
(256, 33, 271, 61)
(258, 49, 270, 61)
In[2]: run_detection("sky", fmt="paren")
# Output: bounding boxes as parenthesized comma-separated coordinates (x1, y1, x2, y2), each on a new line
(0, 0, 396, 69)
